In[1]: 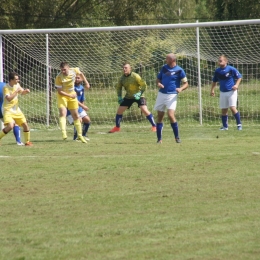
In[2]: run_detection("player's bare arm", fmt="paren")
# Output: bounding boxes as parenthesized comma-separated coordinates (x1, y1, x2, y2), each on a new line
(210, 82, 217, 96)
(176, 79, 188, 93)
(80, 73, 90, 89)
(57, 88, 76, 98)
(156, 79, 164, 89)
(78, 101, 89, 111)
(232, 78, 242, 90)
(5, 86, 22, 102)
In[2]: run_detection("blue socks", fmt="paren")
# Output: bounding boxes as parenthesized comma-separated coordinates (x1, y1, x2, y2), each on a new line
(116, 114, 123, 127)
(234, 112, 241, 125)
(171, 122, 179, 139)
(222, 115, 228, 128)
(146, 114, 156, 127)
(156, 123, 163, 141)
(13, 125, 21, 143)
(83, 122, 90, 136)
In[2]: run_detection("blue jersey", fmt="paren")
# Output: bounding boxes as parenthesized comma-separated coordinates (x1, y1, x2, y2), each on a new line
(0, 82, 7, 118)
(67, 84, 85, 116)
(157, 65, 186, 94)
(213, 65, 242, 92)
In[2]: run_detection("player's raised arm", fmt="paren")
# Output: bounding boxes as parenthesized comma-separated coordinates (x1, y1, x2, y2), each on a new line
(79, 72, 90, 89)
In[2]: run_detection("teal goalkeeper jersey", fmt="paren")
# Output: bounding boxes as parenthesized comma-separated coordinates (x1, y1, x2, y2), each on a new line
(116, 72, 147, 99)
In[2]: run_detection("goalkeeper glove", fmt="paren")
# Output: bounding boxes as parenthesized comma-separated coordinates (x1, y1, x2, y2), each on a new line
(133, 91, 142, 100)
(118, 96, 124, 104)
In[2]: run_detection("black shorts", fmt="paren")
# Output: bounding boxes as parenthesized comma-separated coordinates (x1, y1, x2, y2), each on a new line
(120, 97, 147, 109)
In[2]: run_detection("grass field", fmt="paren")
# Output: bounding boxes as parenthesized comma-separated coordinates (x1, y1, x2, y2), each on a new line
(0, 125, 260, 260)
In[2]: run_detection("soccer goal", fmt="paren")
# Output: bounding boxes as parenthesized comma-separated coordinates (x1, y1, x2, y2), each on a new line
(0, 19, 260, 130)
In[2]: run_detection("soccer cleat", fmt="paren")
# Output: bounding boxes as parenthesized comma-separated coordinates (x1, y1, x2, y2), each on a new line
(237, 124, 242, 130)
(151, 126, 156, 132)
(17, 142, 24, 146)
(220, 127, 228, 130)
(62, 131, 68, 140)
(175, 137, 181, 143)
(108, 126, 120, 133)
(76, 136, 87, 143)
(25, 141, 33, 146)
(83, 136, 90, 141)
(157, 140, 162, 144)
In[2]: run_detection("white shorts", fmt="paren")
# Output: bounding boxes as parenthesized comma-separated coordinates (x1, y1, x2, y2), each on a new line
(219, 90, 237, 109)
(154, 92, 178, 111)
(67, 110, 88, 124)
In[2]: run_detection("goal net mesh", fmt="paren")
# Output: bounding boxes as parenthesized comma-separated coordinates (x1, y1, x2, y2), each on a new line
(1, 23, 260, 129)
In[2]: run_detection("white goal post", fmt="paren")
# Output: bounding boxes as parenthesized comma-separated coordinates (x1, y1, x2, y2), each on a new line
(0, 19, 260, 130)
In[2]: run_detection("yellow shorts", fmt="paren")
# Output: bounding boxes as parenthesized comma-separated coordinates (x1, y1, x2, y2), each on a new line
(4, 111, 26, 126)
(57, 93, 78, 110)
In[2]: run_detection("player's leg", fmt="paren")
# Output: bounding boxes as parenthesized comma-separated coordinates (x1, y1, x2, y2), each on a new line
(156, 111, 165, 143)
(168, 109, 181, 143)
(139, 98, 156, 131)
(229, 90, 242, 130)
(154, 92, 167, 143)
(21, 121, 32, 146)
(59, 107, 68, 139)
(0, 121, 14, 141)
(70, 108, 86, 143)
(166, 94, 181, 143)
(219, 92, 229, 130)
(58, 94, 68, 140)
(109, 103, 128, 133)
(13, 124, 24, 145)
(82, 114, 91, 140)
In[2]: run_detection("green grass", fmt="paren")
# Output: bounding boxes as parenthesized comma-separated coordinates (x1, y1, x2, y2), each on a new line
(0, 126, 260, 259)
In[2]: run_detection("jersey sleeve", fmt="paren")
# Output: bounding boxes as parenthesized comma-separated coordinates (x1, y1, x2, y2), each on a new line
(233, 67, 242, 79)
(3, 86, 10, 97)
(212, 71, 218, 82)
(157, 68, 163, 80)
(135, 73, 147, 93)
(180, 69, 188, 82)
(55, 75, 62, 88)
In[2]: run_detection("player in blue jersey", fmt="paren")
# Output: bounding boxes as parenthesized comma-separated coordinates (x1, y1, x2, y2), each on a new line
(210, 55, 242, 130)
(0, 81, 24, 145)
(67, 74, 91, 141)
(154, 53, 188, 143)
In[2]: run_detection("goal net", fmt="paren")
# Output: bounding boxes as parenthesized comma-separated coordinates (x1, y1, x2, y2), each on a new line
(1, 20, 260, 130)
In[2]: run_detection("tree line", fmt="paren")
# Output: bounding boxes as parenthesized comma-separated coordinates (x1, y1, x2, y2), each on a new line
(0, 0, 259, 30)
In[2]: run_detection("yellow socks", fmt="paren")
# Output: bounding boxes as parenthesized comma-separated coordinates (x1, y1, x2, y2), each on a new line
(74, 118, 82, 137)
(59, 117, 67, 139)
(0, 130, 6, 140)
(23, 131, 30, 143)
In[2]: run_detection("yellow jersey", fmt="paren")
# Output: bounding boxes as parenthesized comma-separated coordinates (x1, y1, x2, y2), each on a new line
(116, 72, 147, 99)
(55, 67, 80, 93)
(2, 83, 22, 114)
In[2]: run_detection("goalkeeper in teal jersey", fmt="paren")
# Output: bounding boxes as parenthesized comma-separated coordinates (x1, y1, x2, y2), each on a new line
(109, 63, 156, 133)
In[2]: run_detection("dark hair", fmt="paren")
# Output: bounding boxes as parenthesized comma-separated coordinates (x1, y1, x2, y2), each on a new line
(9, 72, 19, 81)
(60, 61, 69, 68)
(122, 62, 131, 67)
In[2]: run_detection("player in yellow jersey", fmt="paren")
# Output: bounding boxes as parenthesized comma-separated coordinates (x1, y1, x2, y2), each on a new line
(109, 63, 156, 133)
(55, 61, 87, 143)
(0, 72, 32, 146)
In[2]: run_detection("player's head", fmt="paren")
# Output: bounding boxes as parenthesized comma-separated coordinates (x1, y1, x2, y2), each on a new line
(166, 53, 177, 67)
(218, 55, 228, 68)
(122, 63, 131, 76)
(9, 72, 19, 85)
(75, 74, 82, 85)
(60, 61, 70, 76)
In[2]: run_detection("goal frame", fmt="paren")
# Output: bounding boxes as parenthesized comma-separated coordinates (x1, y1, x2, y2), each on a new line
(0, 19, 260, 127)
